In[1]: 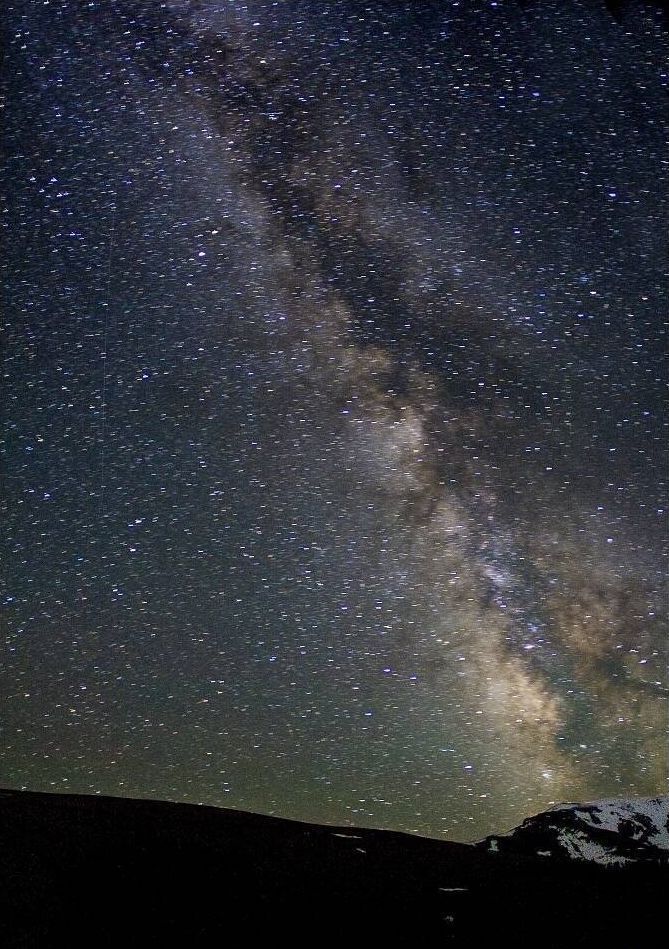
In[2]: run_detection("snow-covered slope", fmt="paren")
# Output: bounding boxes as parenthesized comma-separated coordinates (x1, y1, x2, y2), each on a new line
(481, 796, 669, 867)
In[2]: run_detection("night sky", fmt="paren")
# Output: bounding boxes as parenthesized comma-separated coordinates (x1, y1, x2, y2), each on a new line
(2, 0, 667, 842)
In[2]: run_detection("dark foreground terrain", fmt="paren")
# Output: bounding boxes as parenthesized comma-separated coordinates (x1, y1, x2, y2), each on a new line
(0, 789, 666, 946)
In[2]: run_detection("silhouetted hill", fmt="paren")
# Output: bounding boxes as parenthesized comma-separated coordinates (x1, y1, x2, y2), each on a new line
(1, 789, 666, 946)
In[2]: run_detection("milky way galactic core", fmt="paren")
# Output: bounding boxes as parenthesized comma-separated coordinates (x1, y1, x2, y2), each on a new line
(2, 0, 667, 840)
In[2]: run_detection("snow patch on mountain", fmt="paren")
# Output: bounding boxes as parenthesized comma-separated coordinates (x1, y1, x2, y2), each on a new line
(567, 797, 669, 851)
(480, 796, 669, 867)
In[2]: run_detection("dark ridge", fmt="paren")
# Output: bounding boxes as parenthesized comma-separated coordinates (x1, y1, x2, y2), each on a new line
(1, 788, 666, 946)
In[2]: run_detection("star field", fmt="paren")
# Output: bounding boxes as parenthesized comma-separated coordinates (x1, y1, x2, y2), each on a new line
(1, 0, 667, 841)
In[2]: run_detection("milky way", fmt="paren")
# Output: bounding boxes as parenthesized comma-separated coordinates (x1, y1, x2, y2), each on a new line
(2, 0, 667, 840)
